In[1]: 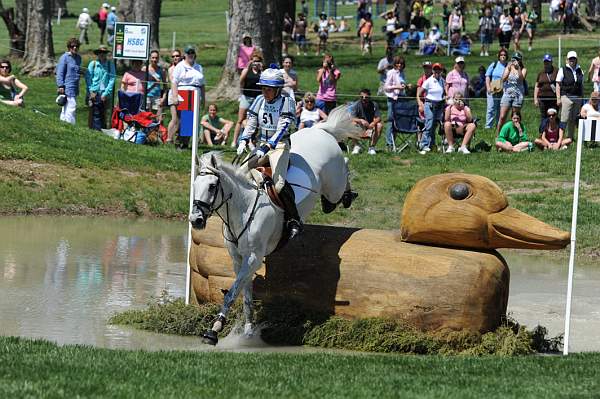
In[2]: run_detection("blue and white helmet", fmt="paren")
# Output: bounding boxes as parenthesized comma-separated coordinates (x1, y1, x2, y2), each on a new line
(258, 67, 284, 88)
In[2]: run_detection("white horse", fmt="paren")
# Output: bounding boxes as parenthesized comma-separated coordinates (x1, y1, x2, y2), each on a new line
(189, 105, 362, 345)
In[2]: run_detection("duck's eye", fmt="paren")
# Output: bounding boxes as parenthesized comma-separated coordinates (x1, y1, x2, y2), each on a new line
(449, 183, 470, 200)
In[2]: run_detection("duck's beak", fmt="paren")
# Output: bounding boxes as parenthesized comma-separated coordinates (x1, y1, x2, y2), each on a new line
(487, 207, 570, 250)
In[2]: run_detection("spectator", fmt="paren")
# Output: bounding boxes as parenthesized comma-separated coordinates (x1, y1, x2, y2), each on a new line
(301, 0, 309, 16)
(282, 13, 293, 57)
(441, 2, 451, 33)
(587, 49, 600, 92)
(56, 38, 82, 125)
(376, 48, 394, 95)
(524, 7, 538, 52)
(0, 60, 27, 107)
(469, 65, 487, 98)
(445, 56, 469, 104)
(328, 17, 338, 33)
(417, 62, 445, 154)
(580, 91, 600, 119)
(401, 24, 420, 54)
(85, 45, 115, 130)
(534, 108, 571, 150)
(496, 111, 532, 152)
(121, 60, 146, 94)
(76, 8, 92, 46)
(384, 11, 398, 51)
(448, 7, 463, 35)
(356, 0, 368, 29)
(498, 8, 513, 50)
(556, 51, 584, 140)
(144, 50, 166, 118)
(350, 88, 383, 155)
(339, 18, 349, 32)
(281, 56, 298, 99)
(512, 6, 525, 52)
(550, 0, 561, 21)
(493, 0, 503, 20)
(232, 50, 263, 146)
(293, 13, 308, 56)
(534, 54, 558, 129)
(418, 23, 440, 55)
(316, 54, 341, 115)
(478, 6, 496, 57)
(497, 52, 526, 135)
(298, 92, 327, 129)
(443, 93, 476, 154)
(237, 34, 255, 72)
(98, 3, 109, 44)
(384, 56, 407, 147)
(416, 60, 433, 136)
(358, 12, 374, 56)
(171, 45, 206, 148)
(423, 0, 434, 23)
(562, 0, 575, 34)
(485, 49, 508, 129)
(317, 12, 330, 56)
(201, 104, 233, 146)
(166, 49, 182, 143)
(106, 6, 118, 46)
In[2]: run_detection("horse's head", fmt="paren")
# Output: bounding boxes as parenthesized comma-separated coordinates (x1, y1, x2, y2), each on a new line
(190, 152, 222, 230)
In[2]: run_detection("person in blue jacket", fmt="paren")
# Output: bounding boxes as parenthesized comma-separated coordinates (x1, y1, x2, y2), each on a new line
(56, 38, 82, 125)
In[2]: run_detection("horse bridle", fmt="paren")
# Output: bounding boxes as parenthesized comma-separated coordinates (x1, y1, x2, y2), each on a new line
(193, 170, 260, 246)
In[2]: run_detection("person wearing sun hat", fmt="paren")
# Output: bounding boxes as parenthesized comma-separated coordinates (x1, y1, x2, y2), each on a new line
(85, 45, 115, 130)
(556, 50, 584, 140)
(580, 91, 600, 119)
(535, 107, 572, 150)
(417, 62, 446, 154)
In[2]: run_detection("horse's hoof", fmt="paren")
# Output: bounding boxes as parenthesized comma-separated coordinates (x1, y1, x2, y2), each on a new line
(341, 190, 358, 208)
(321, 195, 337, 214)
(202, 330, 219, 346)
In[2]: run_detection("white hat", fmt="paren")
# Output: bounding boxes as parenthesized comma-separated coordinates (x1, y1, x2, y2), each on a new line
(547, 108, 557, 115)
(102, 3, 110, 8)
(567, 51, 578, 59)
(111, 6, 116, 11)
(82, 7, 89, 13)
(455, 56, 465, 63)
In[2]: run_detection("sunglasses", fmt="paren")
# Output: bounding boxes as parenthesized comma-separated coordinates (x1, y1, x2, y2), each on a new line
(548, 114, 556, 117)
(0, 65, 8, 69)
(172, 54, 181, 57)
(305, 100, 314, 104)
(71, 46, 80, 49)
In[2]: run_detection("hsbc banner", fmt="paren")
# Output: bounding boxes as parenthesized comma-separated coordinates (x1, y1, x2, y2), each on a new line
(113, 22, 151, 60)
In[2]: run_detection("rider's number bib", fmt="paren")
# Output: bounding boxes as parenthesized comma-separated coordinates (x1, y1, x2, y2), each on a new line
(258, 98, 282, 133)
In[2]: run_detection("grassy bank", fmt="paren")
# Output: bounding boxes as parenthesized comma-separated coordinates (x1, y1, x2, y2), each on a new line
(1, 335, 599, 398)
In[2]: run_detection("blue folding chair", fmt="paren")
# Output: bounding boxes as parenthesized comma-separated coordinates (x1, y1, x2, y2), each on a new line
(391, 97, 421, 152)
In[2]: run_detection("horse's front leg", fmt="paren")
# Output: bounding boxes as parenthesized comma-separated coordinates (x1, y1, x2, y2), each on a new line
(202, 251, 262, 345)
(242, 283, 254, 337)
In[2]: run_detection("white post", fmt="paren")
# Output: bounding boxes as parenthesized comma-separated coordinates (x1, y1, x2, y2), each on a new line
(226, 11, 230, 34)
(172, 32, 176, 51)
(563, 119, 584, 355)
(57, 8, 62, 25)
(185, 88, 200, 305)
(446, 24, 450, 57)
(558, 35, 562, 68)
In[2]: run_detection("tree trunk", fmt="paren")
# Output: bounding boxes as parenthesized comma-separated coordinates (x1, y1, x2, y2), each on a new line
(209, 0, 282, 101)
(396, 0, 411, 28)
(0, 0, 26, 57)
(21, 0, 55, 77)
(118, 0, 161, 50)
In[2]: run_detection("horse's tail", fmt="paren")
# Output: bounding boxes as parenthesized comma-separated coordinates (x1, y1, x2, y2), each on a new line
(314, 104, 363, 141)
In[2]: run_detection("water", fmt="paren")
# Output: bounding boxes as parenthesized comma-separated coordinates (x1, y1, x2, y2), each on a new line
(0, 216, 598, 352)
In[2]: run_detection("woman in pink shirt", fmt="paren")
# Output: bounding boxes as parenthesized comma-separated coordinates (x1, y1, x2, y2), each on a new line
(121, 60, 146, 94)
(316, 54, 341, 115)
(237, 34, 255, 72)
(445, 56, 468, 104)
(443, 93, 476, 154)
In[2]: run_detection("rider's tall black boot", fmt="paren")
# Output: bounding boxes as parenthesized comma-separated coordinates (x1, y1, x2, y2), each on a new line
(279, 182, 303, 240)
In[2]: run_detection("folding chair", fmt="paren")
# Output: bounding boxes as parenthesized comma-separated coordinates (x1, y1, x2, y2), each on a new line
(390, 97, 420, 152)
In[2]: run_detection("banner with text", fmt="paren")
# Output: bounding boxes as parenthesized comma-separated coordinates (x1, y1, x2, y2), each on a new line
(113, 22, 151, 60)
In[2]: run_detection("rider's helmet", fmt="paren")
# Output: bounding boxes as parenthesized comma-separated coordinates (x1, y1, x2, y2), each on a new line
(257, 67, 285, 88)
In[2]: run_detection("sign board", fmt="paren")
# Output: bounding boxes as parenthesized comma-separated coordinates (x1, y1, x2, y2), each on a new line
(113, 22, 151, 60)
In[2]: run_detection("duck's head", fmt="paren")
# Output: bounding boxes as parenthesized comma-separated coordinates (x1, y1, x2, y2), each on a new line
(400, 173, 570, 250)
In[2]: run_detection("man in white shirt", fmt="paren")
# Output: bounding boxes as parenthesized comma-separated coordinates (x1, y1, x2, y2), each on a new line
(416, 63, 446, 154)
(556, 51, 584, 140)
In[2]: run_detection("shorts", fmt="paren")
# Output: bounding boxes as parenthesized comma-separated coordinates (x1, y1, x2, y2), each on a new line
(480, 31, 493, 45)
(239, 95, 256, 109)
(146, 96, 162, 112)
(500, 91, 523, 108)
(295, 34, 307, 46)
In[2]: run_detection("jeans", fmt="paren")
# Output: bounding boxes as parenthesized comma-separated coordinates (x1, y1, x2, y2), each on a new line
(315, 99, 336, 115)
(386, 98, 394, 146)
(89, 94, 106, 131)
(485, 93, 501, 129)
(420, 101, 443, 150)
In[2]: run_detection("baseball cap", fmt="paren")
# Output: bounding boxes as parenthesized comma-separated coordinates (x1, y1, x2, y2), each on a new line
(511, 52, 522, 61)
(422, 61, 432, 67)
(547, 108, 557, 115)
(184, 45, 196, 54)
(567, 51, 578, 59)
(432, 62, 443, 70)
(543, 54, 553, 62)
(102, 3, 110, 8)
(111, 6, 116, 11)
(455, 56, 465, 63)
(409, 24, 416, 30)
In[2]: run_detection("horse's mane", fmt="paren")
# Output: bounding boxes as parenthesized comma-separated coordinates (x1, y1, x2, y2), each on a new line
(314, 104, 363, 141)
(198, 151, 255, 190)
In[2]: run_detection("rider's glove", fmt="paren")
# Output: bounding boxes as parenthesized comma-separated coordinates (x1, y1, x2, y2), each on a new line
(236, 140, 247, 156)
(256, 144, 270, 158)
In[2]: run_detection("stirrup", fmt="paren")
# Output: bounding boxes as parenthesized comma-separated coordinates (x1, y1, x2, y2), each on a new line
(341, 190, 358, 208)
(287, 219, 303, 240)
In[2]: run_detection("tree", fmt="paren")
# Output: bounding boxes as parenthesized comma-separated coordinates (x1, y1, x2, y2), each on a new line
(21, 0, 55, 76)
(210, 0, 284, 101)
(395, 0, 411, 28)
(118, 0, 162, 50)
(52, 0, 69, 18)
(0, 0, 27, 58)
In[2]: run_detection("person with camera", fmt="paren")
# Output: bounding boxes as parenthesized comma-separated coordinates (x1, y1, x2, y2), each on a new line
(485, 49, 508, 129)
(56, 38, 83, 125)
(496, 52, 526, 135)
(316, 54, 341, 115)
(85, 45, 115, 130)
(231, 50, 263, 147)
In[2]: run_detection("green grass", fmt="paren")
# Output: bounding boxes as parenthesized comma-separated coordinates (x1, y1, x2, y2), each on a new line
(1, 335, 600, 398)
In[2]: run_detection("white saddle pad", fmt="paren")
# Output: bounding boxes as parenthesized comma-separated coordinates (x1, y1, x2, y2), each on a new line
(287, 165, 313, 205)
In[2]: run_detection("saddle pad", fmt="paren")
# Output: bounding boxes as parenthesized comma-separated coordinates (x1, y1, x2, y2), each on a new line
(287, 165, 312, 205)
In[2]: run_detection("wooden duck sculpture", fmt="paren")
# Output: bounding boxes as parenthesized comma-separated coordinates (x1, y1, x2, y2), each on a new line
(189, 173, 570, 333)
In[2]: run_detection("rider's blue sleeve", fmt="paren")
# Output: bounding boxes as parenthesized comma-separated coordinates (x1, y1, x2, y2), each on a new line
(240, 96, 263, 142)
(267, 96, 296, 147)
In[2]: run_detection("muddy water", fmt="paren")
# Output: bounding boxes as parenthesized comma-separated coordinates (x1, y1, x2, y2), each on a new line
(0, 216, 598, 352)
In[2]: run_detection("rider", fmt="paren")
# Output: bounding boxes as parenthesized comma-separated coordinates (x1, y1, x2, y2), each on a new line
(237, 67, 303, 239)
